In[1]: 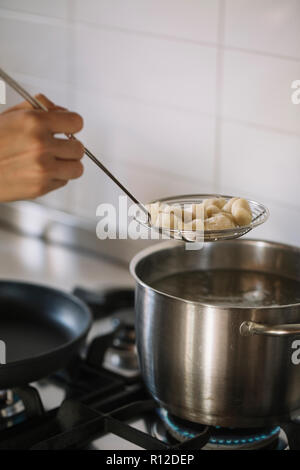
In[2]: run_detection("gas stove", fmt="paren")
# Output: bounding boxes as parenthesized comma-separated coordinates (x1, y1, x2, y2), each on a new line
(0, 287, 299, 450)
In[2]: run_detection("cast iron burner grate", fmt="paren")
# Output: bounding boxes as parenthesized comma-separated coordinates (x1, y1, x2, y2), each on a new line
(158, 409, 281, 450)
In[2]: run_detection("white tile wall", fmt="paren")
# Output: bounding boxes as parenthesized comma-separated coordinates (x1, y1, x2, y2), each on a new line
(0, 13, 70, 83)
(75, 0, 219, 44)
(73, 24, 217, 113)
(222, 50, 300, 134)
(219, 121, 300, 207)
(70, 96, 215, 218)
(0, 0, 70, 19)
(75, 89, 216, 179)
(0, 0, 300, 247)
(225, 0, 300, 59)
(245, 199, 300, 248)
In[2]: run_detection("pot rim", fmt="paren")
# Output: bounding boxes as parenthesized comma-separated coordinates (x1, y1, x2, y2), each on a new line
(130, 238, 300, 310)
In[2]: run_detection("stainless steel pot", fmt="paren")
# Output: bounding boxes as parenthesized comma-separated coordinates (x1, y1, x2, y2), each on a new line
(130, 239, 300, 428)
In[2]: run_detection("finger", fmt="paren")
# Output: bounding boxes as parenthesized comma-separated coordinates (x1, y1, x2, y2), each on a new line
(34, 94, 57, 110)
(51, 138, 85, 160)
(34, 94, 67, 111)
(50, 159, 84, 180)
(3, 93, 66, 113)
(43, 110, 83, 134)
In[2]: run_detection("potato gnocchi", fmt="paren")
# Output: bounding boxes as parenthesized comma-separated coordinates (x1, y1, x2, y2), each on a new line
(145, 197, 252, 231)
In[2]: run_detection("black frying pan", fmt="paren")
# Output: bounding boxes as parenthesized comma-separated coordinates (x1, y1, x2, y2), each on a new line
(0, 281, 92, 388)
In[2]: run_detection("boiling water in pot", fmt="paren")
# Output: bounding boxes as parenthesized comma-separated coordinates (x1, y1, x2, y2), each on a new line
(151, 270, 300, 307)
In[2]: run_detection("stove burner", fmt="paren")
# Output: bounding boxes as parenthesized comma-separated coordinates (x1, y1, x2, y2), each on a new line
(103, 323, 139, 378)
(158, 409, 281, 450)
(0, 390, 26, 431)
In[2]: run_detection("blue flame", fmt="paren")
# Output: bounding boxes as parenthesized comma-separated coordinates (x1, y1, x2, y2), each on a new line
(158, 409, 280, 446)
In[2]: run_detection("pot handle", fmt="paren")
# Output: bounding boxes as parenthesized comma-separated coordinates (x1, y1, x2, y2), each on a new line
(240, 321, 300, 337)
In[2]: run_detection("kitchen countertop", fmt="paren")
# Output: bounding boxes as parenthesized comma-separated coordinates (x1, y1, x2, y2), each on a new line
(0, 225, 133, 291)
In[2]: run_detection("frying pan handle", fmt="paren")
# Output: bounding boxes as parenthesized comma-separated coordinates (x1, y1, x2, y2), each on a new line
(240, 321, 300, 337)
(73, 287, 134, 318)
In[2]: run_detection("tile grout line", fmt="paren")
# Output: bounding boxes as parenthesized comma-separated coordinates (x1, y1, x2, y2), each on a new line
(62, 0, 77, 213)
(1, 7, 300, 64)
(101, 156, 300, 216)
(10, 70, 300, 141)
(213, 0, 226, 193)
(220, 116, 300, 140)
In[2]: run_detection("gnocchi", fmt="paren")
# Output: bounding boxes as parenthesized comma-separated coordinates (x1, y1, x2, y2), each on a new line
(231, 198, 252, 226)
(145, 196, 252, 232)
(204, 212, 236, 230)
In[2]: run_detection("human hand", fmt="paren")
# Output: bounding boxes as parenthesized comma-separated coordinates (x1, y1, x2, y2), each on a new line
(0, 94, 84, 202)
